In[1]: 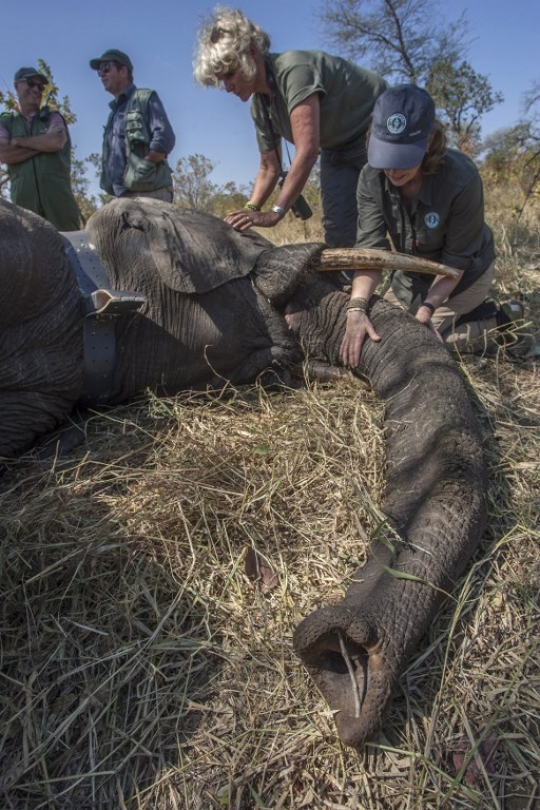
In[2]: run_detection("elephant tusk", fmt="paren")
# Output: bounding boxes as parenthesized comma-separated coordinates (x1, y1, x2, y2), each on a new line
(312, 247, 460, 279)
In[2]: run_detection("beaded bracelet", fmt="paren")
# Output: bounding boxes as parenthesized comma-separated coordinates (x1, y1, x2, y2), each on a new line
(346, 297, 370, 313)
(244, 202, 260, 212)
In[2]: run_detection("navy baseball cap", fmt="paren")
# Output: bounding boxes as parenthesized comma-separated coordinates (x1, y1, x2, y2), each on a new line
(14, 67, 48, 85)
(90, 49, 133, 72)
(368, 84, 435, 170)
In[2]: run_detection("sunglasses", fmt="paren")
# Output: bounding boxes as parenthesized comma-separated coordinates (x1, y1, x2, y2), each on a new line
(97, 62, 113, 74)
(26, 80, 46, 91)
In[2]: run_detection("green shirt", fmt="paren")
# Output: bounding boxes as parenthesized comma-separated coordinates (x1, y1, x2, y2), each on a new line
(250, 51, 387, 152)
(0, 107, 81, 231)
(355, 148, 496, 299)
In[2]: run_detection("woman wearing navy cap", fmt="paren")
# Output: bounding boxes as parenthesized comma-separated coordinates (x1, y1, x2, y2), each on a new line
(341, 84, 522, 366)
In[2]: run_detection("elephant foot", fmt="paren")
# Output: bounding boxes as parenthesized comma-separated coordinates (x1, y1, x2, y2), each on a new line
(293, 603, 398, 748)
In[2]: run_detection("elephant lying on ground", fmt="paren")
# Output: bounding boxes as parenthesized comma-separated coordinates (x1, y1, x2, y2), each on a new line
(0, 197, 487, 748)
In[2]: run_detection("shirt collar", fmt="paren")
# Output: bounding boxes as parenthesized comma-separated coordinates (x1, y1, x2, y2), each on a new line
(109, 83, 137, 111)
(384, 172, 434, 207)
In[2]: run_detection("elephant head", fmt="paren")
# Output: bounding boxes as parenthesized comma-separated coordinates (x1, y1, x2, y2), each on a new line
(0, 198, 321, 456)
(1, 197, 461, 461)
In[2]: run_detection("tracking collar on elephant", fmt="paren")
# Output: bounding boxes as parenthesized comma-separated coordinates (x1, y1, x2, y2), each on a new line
(61, 230, 146, 406)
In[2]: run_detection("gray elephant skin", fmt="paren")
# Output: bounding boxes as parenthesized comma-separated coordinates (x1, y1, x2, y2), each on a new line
(0, 197, 487, 748)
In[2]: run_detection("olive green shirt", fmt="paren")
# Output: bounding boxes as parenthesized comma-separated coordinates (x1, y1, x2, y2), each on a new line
(250, 51, 387, 152)
(355, 148, 496, 300)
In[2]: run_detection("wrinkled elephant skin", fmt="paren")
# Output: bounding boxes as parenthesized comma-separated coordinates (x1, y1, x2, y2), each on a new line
(285, 279, 487, 747)
(0, 198, 316, 456)
(1, 200, 487, 749)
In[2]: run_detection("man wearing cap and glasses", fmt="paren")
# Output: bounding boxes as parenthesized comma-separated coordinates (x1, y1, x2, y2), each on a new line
(89, 49, 176, 202)
(340, 83, 523, 364)
(0, 67, 81, 230)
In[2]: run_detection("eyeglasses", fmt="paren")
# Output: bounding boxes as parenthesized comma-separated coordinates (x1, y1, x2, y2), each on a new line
(26, 80, 45, 91)
(98, 61, 118, 75)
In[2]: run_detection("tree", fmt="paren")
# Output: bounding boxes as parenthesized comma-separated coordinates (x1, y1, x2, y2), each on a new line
(426, 60, 504, 155)
(86, 152, 112, 210)
(173, 153, 249, 214)
(524, 80, 540, 115)
(482, 81, 540, 218)
(319, 0, 465, 83)
(211, 180, 250, 218)
(70, 156, 99, 224)
(173, 153, 218, 211)
(318, 0, 502, 149)
(522, 79, 540, 205)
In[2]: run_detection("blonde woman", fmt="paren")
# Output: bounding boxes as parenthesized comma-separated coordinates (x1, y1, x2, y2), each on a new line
(193, 6, 386, 248)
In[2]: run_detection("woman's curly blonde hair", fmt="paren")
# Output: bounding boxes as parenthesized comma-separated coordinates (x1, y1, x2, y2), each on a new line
(193, 7, 271, 87)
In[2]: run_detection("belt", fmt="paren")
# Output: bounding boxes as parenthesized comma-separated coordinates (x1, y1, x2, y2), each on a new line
(61, 230, 146, 406)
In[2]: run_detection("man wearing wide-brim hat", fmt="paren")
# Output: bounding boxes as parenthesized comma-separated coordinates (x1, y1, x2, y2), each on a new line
(0, 66, 81, 230)
(89, 49, 176, 202)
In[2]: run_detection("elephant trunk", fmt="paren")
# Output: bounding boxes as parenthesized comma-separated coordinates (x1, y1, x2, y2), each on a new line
(292, 295, 487, 747)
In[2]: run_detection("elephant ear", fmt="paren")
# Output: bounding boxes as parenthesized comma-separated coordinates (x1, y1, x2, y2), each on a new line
(109, 199, 274, 294)
(252, 243, 326, 307)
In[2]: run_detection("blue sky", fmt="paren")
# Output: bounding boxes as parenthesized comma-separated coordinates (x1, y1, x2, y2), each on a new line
(1, 0, 538, 195)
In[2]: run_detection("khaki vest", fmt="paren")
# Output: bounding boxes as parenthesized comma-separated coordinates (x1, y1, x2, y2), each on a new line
(100, 88, 173, 195)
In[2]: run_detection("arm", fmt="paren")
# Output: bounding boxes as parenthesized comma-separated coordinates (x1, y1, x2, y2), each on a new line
(0, 114, 66, 165)
(417, 169, 482, 327)
(340, 168, 388, 366)
(441, 170, 486, 268)
(340, 270, 382, 368)
(224, 148, 280, 229)
(247, 149, 282, 207)
(145, 93, 176, 162)
(272, 94, 320, 210)
(0, 141, 40, 165)
(415, 270, 464, 328)
(226, 94, 321, 232)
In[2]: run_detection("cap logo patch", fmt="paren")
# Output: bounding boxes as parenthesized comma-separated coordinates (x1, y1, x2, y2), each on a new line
(387, 113, 407, 135)
(424, 212, 440, 229)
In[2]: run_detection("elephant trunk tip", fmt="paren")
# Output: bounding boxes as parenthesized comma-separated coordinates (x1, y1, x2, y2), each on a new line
(293, 605, 396, 748)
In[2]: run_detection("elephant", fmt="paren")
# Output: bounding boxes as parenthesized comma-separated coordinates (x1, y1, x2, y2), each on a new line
(0, 197, 487, 748)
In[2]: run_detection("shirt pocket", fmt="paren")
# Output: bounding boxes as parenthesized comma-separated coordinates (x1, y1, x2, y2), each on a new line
(124, 111, 146, 144)
(415, 213, 444, 253)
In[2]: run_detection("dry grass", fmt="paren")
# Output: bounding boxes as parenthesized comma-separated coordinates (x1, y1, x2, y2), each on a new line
(1, 201, 539, 809)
